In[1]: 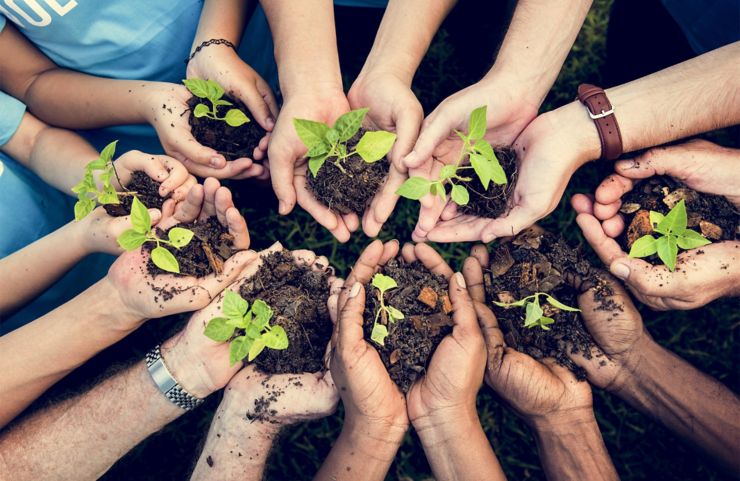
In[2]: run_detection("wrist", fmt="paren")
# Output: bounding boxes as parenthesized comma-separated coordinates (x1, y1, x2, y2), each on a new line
(412, 404, 480, 449)
(160, 332, 220, 399)
(91, 277, 145, 333)
(529, 406, 597, 433)
(341, 412, 408, 461)
(541, 101, 603, 167)
(608, 333, 662, 396)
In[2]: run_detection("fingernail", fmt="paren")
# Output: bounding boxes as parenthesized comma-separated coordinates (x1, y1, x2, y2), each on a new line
(266, 116, 275, 128)
(610, 262, 630, 280)
(349, 283, 361, 298)
(454, 272, 466, 288)
(404, 151, 417, 165)
(278, 201, 287, 215)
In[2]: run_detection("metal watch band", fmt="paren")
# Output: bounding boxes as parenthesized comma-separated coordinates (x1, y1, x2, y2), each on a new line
(145, 345, 205, 411)
(577, 83, 624, 161)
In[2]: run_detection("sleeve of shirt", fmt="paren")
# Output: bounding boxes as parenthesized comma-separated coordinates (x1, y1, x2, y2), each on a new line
(0, 91, 28, 147)
(0, 15, 6, 32)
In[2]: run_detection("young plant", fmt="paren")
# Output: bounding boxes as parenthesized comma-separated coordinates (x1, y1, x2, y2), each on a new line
(396, 105, 506, 206)
(628, 199, 711, 271)
(183, 78, 250, 127)
(369, 273, 405, 346)
(293, 108, 397, 177)
(203, 291, 289, 365)
(72, 140, 123, 220)
(492, 292, 580, 331)
(116, 197, 194, 274)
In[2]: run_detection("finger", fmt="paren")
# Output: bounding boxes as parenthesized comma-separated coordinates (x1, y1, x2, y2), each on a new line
(415, 243, 453, 279)
(594, 173, 635, 206)
(448, 272, 478, 336)
(480, 205, 538, 243)
(401, 242, 417, 263)
(602, 214, 625, 238)
(235, 80, 276, 131)
(416, 192, 447, 233)
(160, 199, 176, 220)
(328, 278, 345, 326)
(390, 107, 423, 168)
(226, 207, 250, 250)
(192, 250, 259, 306)
(427, 216, 491, 243)
(440, 201, 458, 221)
(593, 199, 622, 222)
(256, 78, 280, 121)
(470, 244, 489, 267)
(607, 256, 678, 297)
(110, 208, 163, 240)
(295, 174, 351, 242)
(380, 239, 400, 265)
(139, 155, 170, 195)
(181, 158, 256, 179)
(169, 131, 226, 169)
(339, 240, 386, 311)
(156, 157, 190, 197)
(292, 249, 317, 267)
(570, 193, 595, 215)
(312, 256, 330, 273)
(404, 106, 459, 169)
(575, 213, 625, 266)
(171, 175, 198, 202)
(268, 141, 299, 214)
(214, 186, 234, 225)
(362, 167, 404, 237)
(342, 212, 360, 233)
(463, 256, 486, 303)
(228, 163, 265, 180)
(473, 301, 505, 372)
(174, 183, 205, 223)
(338, 282, 366, 348)
(201, 177, 221, 219)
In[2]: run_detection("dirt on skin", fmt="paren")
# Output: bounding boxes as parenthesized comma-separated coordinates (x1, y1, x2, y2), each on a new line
(619, 176, 739, 265)
(187, 94, 266, 162)
(362, 258, 452, 393)
(483, 228, 617, 379)
(239, 250, 333, 375)
(146, 217, 236, 278)
(104, 171, 165, 217)
(458, 147, 518, 219)
(307, 129, 390, 216)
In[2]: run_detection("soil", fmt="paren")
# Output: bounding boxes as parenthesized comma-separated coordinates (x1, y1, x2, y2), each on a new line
(458, 147, 518, 219)
(238, 250, 333, 375)
(483, 228, 617, 379)
(187, 94, 266, 162)
(307, 129, 390, 215)
(104, 171, 165, 217)
(362, 258, 452, 393)
(146, 217, 236, 277)
(618, 176, 739, 265)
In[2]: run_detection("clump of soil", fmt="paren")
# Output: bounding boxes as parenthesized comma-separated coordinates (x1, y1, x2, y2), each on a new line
(187, 94, 266, 161)
(104, 171, 165, 217)
(618, 176, 738, 265)
(307, 129, 390, 215)
(458, 147, 518, 219)
(483, 228, 616, 379)
(239, 250, 333, 375)
(362, 258, 452, 393)
(146, 217, 236, 277)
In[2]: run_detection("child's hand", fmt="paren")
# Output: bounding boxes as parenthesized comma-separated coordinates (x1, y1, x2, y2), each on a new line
(112, 150, 196, 202)
(77, 205, 162, 255)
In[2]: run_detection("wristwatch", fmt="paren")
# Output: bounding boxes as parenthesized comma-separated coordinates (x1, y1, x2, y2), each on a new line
(145, 345, 205, 411)
(577, 83, 624, 161)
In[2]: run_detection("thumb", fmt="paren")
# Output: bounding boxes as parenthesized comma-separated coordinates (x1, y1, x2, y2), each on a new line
(404, 107, 460, 169)
(338, 282, 366, 348)
(608, 256, 675, 297)
(268, 142, 298, 215)
(390, 106, 423, 170)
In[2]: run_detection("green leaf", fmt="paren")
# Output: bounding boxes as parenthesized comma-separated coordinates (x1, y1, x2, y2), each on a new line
(99, 140, 118, 164)
(98, 185, 120, 205)
(183, 78, 211, 98)
(130, 197, 151, 234)
(293, 118, 329, 149)
(656, 235, 678, 271)
(372, 273, 398, 293)
(246, 322, 262, 339)
(439, 165, 457, 180)
(628, 235, 658, 258)
(87, 157, 108, 171)
(308, 154, 328, 177)
(474, 139, 494, 159)
(538, 316, 555, 330)
(204, 317, 236, 342)
(676, 229, 711, 250)
(99, 169, 113, 189)
(333, 108, 368, 141)
(370, 323, 389, 346)
(229, 336, 252, 365)
(71, 174, 94, 195)
(74, 197, 95, 221)
(223, 290, 248, 320)
(247, 337, 266, 361)
(469, 153, 492, 190)
(356, 130, 397, 163)
(213, 99, 233, 107)
(492, 299, 528, 308)
(307, 141, 328, 157)
(468, 106, 487, 140)
(655, 200, 687, 235)
(489, 158, 508, 185)
(386, 306, 405, 321)
(451, 184, 469, 206)
(193, 103, 210, 118)
(251, 299, 273, 326)
(396, 177, 431, 200)
(544, 295, 581, 312)
(325, 128, 340, 145)
(649, 211, 665, 227)
(262, 325, 289, 349)
(168, 227, 194, 248)
(205, 79, 225, 101)
(523, 301, 544, 328)
(151, 246, 180, 273)
(116, 229, 147, 251)
(224, 109, 250, 127)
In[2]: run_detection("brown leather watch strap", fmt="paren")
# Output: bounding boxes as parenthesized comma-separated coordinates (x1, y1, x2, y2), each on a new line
(577, 84, 623, 161)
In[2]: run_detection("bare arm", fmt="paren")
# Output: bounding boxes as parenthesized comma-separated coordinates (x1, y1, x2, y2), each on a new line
(191, 0, 247, 49)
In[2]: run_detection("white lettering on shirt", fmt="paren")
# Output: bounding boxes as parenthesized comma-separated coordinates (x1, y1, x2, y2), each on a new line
(1, 0, 78, 28)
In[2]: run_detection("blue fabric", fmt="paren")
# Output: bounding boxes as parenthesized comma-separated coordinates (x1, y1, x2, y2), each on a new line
(0, 90, 26, 146)
(662, 0, 740, 54)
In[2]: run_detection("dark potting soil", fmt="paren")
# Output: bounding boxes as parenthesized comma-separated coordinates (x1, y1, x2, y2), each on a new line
(619, 176, 739, 265)
(307, 129, 390, 215)
(362, 259, 452, 393)
(483, 228, 616, 379)
(187, 94, 266, 162)
(458, 147, 518, 219)
(239, 250, 333, 375)
(146, 217, 235, 278)
(104, 171, 165, 217)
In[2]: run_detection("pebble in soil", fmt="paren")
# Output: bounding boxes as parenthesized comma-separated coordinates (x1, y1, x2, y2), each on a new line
(104, 171, 166, 217)
(457, 146, 518, 219)
(187, 94, 266, 162)
(362, 258, 453, 393)
(307, 129, 390, 216)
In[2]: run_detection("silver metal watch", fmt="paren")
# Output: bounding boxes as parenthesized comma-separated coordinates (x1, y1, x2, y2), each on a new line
(145, 345, 205, 411)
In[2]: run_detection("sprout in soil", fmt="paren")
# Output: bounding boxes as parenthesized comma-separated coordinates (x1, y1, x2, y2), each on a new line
(396, 105, 506, 206)
(116, 197, 194, 274)
(628, 199, 711, 271)
(183, 78, 250, 127)
(493, 292, 580, 331)
(369, 273, 405, 346)
(203, 291, 289, 365)
(72, 140, 126, 220)
(293, 108, 397, 177)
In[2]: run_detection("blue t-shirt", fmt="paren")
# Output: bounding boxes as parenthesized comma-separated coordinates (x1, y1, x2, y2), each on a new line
(0, 90, 26, 146)
(662, 0, 739, 54)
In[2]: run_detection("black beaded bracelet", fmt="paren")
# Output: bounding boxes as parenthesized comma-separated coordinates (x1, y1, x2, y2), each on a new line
(185, 38, 237, 64)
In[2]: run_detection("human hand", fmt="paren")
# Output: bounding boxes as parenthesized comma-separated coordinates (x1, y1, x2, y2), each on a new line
(348, 71, 423, 236)
(112, 150, 196, 202)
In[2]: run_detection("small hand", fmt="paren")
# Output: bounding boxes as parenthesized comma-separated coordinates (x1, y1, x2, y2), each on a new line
(78, 205, 161, 255)
(113, 150, 196, 202)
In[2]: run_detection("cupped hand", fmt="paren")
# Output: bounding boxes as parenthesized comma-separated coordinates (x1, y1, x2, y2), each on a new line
(113, 150, 196, 202)
(79, 205, 162, 255)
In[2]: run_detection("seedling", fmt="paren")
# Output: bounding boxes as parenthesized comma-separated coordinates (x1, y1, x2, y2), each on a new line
(116, 197, 194, 274)
(369, 273, 405, 346)
(183, 78, 250, 127)
(203, 291, 289, 365)
(396, 105, 506, 206)
(628, 199, 711, 271)
(293, 108, 397, 177)
(72, 140, 125, 220)
(492, 292, 580, 330)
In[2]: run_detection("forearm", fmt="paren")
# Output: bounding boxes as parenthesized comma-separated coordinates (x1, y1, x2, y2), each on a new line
(0, 361, 182, 481)
(531, 410, 619, 481)
(192, 0, 248, 48)
(359, 0, 456, 84)
(612, 336, 740, 471)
